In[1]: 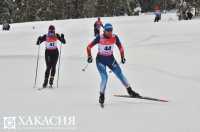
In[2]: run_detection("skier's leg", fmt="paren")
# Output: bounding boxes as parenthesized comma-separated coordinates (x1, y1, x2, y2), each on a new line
(49, 50, 59, 85)
(109, 62, 140, 97)
(94, 29, 97, 36)
(94, 29, 100, 36)
(45, 66, 51, 79)
(96, 56, 108, 104)
(97, 29, 100, 36)
(96, 61, 108, 94)
(43, 50, 51, 87)
(154, 16, 156, 22)
(109, 62, 130, 88)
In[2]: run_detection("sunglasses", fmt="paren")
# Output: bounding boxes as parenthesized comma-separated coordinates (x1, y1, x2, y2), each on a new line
(105, 28, 113, 32)
(49, 29, 55, 32)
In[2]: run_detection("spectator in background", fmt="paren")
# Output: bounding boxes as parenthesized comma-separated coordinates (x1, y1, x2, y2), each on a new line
(2, 22, 10, 31)
(186, 7, 194, 20)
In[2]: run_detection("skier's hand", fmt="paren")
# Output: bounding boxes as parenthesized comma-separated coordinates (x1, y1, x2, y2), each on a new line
(87, 56, 93, 63)
(36, 36, 41, 45)
(61, 33, 64, 39)
(58, 33, 66, 44)
(121, 57, 126, 64)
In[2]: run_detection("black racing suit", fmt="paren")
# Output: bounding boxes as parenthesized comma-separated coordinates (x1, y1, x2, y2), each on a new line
(44, 49, 59, 80)
(37, 33, 66, 86)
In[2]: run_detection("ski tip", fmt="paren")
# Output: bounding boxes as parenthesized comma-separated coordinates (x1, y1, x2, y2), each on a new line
(158, 99, 169, 102)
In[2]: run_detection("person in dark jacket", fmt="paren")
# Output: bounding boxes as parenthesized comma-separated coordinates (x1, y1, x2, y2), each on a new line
(36, 25, 66, 88)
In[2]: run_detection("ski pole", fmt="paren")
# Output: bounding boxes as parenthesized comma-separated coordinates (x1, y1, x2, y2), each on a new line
(33, 44, 41, 88)
(57, 43, 62, 88)
(82, 63, 89, 72)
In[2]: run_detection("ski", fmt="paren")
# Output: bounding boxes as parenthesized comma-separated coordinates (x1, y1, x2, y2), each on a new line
(113, 95, 169, 102)
(37, 86, 54, 91)
(37, 87, 47, 91)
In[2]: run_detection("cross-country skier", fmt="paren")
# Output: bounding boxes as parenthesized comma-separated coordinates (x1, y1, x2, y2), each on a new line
(94, 17, 104, 36)
(36, 25, 66, 88)
(86, 23, 141, 105)
(154, 5, 161, 22)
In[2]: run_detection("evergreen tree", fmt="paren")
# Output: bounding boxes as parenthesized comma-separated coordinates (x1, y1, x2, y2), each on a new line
(0, 0, 140, 23)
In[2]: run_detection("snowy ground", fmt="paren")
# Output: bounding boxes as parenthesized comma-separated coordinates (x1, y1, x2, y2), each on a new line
(0, 12, 200, 132)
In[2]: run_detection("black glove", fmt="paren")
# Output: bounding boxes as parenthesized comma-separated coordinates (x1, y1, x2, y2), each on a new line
(61, 33, 64, 39)
(36, 36, 41, 45)
(87, 56, 93, 63)
(121, 57, 126, 64)
(59, 33, 66, 44)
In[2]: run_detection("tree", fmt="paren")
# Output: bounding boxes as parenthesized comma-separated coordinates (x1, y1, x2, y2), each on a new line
(0, 0, 139, 23)
(0, 0, 15, 23)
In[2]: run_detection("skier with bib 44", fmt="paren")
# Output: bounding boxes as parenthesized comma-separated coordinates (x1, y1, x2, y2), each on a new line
(36, 25, 66, 88)
(86, 23, 141, 106)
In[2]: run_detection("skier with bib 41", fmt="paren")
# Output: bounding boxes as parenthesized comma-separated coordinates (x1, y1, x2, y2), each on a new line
(36, 25, 66, 88)
(86, 23, 141, 106)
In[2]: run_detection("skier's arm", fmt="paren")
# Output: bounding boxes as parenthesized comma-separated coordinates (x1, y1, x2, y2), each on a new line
(115, 35, 126, 64)
(115, 35, 124, 58)
(87, 36, 100, 57)
(56, 33, 66, 44)
(36, 34, 46, 45)
(86, 36, 100, 63)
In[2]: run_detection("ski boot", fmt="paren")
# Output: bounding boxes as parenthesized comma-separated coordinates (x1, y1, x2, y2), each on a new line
(49, 76, 54, 88)
(127, 87, 141, 98)
(99, 93, 105, 108)
(43, 78, 48, 88)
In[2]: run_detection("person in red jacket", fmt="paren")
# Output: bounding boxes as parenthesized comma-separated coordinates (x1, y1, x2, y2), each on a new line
(154, 5, 161, 22)
(87, 23, 140, 105)
(94, 17, 104, 36)
(36, 25, 66, 88)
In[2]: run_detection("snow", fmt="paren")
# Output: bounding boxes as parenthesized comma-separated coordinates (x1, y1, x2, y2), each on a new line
(0, 13, 200, 131)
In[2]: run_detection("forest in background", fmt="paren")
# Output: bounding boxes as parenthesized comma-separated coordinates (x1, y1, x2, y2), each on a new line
(0, 0, 199, 24)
